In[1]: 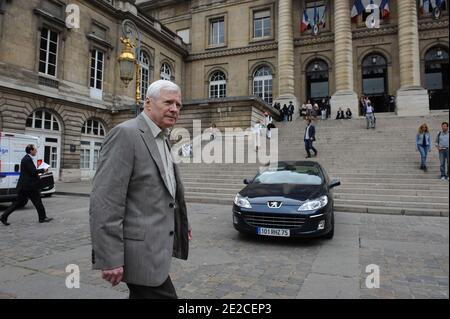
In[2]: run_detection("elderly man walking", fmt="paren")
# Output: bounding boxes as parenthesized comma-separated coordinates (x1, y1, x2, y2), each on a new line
(89, 80, 191, 299)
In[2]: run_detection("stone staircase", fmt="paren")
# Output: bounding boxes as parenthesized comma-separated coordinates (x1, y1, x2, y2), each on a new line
(178, 112, 449, 217)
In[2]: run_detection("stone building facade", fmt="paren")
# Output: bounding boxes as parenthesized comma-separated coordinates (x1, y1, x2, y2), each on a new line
(0, 0, 187, 181)
(139, 0, 449, 116)
(1, 0, 449, 181)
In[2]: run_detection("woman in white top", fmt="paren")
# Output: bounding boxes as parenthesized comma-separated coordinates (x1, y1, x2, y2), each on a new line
(253, 120, 263, 152)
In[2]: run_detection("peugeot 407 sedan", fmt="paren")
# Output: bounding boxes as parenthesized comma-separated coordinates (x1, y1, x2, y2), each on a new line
(233, 161, 340, 239)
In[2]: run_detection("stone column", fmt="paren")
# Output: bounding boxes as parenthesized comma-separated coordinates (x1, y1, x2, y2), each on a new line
(330, 0, 359, 116)
(396, 0, 429, 116)
(275, 0, 298, 111)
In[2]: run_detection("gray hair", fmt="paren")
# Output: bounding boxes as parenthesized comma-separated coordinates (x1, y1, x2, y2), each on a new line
(146, 80, 181, 99)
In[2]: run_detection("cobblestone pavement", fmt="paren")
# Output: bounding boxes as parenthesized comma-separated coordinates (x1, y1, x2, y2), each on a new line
(0, 195, 448, 299)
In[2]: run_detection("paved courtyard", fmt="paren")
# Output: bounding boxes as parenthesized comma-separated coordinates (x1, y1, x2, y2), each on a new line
(0, 195, 448, 299)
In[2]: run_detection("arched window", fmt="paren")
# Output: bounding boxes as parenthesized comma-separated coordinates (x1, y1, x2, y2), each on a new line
(362, 53, 389, 112)
(26, 109, 60, 131)
(160, 62, 172, 81)
(139, 51, 151, 101)
(306, 59, 329, 102)
(252, 66, 273, 104)
(81, 119, 106, 137)
(209, 71, 227, 98)
(425, 46, 449, 110)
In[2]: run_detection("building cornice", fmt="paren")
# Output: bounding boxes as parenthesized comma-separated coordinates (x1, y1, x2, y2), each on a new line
(83, 1, 188, 56)
(294, 34, 334, 46)
(418, 18, 449, 31)
(186, 43, 277, 61)
(352, 25, 398, 39)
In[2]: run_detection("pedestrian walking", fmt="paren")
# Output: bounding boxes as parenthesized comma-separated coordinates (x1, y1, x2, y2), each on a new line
(416, 123, 432, 172)
(89, 80, 191, 299)
(435, 121, 449, 180)
(365, 102, 375, 129)
(1, 144, 53, 226)
(288, 101, 294, 122)
(304, 119, 317, 158)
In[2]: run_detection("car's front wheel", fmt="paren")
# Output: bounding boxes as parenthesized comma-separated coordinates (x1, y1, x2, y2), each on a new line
(323, 214, 334, 239)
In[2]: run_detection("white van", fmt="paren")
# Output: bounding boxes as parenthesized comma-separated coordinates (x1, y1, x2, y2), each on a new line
(0, 132, 55, 202)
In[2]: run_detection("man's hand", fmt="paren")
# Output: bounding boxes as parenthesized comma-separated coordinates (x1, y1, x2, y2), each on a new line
(188, 229, 193, 241)
(102, 266, 124, 286)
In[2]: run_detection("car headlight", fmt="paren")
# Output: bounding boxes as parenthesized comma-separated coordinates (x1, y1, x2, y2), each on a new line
(298, 195, 328, 212)
(234, 193, 252, 209)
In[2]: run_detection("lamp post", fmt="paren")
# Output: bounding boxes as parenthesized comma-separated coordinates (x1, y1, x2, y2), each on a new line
(118, 19, 142, 115)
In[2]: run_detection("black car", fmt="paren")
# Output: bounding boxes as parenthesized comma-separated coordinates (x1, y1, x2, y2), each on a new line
(233, 161, 340, 239)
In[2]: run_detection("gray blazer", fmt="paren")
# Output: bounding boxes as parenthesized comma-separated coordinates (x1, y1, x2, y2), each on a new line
(89, 113, 189, 287)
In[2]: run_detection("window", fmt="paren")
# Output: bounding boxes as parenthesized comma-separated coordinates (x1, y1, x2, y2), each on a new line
(80, 141, 90, 169)
(306, 60, 329, 100)
(253, 66, 273, 105)
(140, 52, 151, 101)
(39, 27, 58, 77)
(305, 4, 326, 32)
(90, 49, 104, 99)
(160, 62, 172, 81)
(81, 119, 106, 137)
(210, 17, 224, 46)
(177, 29, 190, 44)
(425, 47, 449, 110)
(209, 71, 227, 98)
(419, 0, 447, 16)
(362, 54, 388, 95)
(253, 10, 271, 38)
(81, 120, 105, 176)
(26, 110, 60, 131)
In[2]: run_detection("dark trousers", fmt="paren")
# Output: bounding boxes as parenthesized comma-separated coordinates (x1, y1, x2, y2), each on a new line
(288, 114, 293, 121)
(1, 190, 47, 221)
(304, 139, 317, 156)
(127, 276, 178, 299)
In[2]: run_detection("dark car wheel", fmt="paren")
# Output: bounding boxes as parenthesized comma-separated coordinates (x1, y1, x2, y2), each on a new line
(323, 213, 334, 240)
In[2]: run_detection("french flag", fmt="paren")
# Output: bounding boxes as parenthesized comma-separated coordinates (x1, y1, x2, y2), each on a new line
(351, 0, 365, 22)
(419, 0, 431, 14)
(301, 10, 310, 33)
(380, 0, 390, 18)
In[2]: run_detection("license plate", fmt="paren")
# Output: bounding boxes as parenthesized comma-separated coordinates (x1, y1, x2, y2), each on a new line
(257, 227, 290, 237)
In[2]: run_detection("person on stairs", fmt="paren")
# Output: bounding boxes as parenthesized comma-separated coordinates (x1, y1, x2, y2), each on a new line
(304, 119, 317, 158)
(416, 123, 432, 172)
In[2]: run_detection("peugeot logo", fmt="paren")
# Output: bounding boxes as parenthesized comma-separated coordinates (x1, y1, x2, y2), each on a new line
(267, 201, 282, 209)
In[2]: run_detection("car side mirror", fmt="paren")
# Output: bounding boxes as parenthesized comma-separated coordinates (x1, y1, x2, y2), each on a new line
(243, 178, 253, 185)
(329, 179, 341, 189)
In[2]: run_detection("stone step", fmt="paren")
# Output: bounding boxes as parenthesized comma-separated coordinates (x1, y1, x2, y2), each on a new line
(179, 170, 444, 180)
(335, 187, 449, 197)
(333, 204, 448, 217)
(183, 194, 449, 217)
(334, 192, 449, 204)
(181, 176, 448, 185)
(333, 198, 448, 210)
(182, 179, 449, 190)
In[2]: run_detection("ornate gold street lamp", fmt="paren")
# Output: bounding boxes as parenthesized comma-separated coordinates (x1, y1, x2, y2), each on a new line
(118, 19, 142, 113)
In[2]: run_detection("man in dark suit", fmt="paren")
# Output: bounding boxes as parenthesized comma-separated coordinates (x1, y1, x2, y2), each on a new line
(0, 144, 53, 226)
(304, 119, 317, 158)
(89, 80, 191, 299)
(288, 101, 294, 122)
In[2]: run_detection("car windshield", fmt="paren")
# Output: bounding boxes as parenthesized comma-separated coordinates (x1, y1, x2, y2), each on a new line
(253, 165, 323, 185)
